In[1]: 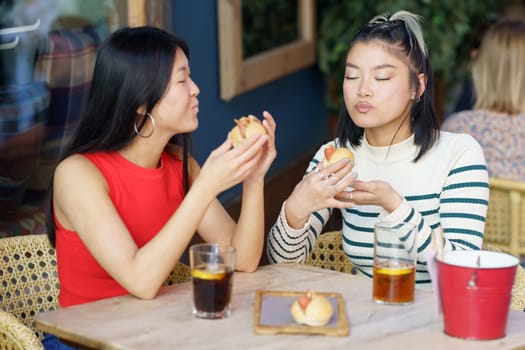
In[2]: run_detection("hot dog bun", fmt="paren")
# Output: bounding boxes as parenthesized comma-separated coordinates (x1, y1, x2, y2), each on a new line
(290, 290, 334, 326)
(322, 145, 354, 168)
(230, 115, 267, 147)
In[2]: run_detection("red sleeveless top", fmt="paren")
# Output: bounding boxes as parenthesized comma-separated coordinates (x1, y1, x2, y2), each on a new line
(56, 151, 185, 306)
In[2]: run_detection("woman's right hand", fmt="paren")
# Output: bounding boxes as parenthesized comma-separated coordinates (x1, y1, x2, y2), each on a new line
(196, 132, 269, 195)
(284, 159, 356, 229)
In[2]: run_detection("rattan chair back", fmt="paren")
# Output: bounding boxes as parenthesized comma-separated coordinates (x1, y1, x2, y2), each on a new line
(484, 177, 525, 257)
(306, 231, 354, 273)
(163, 262, 191, 286)
(0, 234, 59, 340)
(511, 263, 525, 312)
(483, 243, 525, 312)
(0, 234, 56, 349)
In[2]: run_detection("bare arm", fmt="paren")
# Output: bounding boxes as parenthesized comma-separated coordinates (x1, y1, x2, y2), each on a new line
(267, 141, 354, 263)
(198, 111, 277, 272)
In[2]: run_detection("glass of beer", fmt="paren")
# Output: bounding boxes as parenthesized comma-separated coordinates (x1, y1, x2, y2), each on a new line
(373, 221, 417, 305)
(189, 243, 235, 319)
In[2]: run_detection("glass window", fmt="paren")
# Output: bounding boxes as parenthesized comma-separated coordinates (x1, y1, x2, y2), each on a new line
(0, 0, 167, 235)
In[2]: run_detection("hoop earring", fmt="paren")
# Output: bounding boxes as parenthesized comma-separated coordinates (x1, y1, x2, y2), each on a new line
(415, 96, 421, 103)
(134, 112, 155, 138)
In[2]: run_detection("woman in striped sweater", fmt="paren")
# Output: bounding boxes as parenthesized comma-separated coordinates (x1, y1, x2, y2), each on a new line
(267, 11, 489, 286)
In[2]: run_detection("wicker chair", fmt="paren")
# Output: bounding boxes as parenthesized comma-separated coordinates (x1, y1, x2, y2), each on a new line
(306, 231, 354, 273)
(0, 234, 191, 350)
(0, 234, 59, 349)
(0, 310, 43, 350)
(163, 262, 191, 286)
(483, 243, 525, 312)
(484, 177, 525, 258)
(511, 263, 525, 312)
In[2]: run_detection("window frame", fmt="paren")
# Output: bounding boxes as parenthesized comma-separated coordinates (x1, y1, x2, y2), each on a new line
(217, 0, 317, 101)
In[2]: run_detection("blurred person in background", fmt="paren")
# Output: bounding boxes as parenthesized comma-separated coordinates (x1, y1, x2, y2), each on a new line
(442, 20, 525, 181)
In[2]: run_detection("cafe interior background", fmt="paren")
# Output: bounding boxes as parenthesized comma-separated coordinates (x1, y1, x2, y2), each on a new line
(1, 0, 523, 266)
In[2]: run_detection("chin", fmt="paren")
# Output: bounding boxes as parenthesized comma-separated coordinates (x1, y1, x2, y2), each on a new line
(181, 119, 198, 134)
(190, 114, 199, 126)
(190, 121, 198, 132)
(349, 115, 373, 129)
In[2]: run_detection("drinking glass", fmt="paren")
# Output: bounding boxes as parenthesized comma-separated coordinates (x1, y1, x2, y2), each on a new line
(373, 221, 417, 305)
(189, 243, 235, 319)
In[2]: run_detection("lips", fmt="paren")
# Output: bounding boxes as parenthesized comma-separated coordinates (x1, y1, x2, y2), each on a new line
(355, 101, 374, 113)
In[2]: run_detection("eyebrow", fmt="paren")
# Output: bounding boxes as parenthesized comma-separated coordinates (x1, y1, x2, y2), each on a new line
(173, 66, 191, 76)
(346, 63, 396, 70)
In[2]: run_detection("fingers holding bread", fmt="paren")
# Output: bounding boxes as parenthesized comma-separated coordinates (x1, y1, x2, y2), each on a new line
(322, 144, 354, 168)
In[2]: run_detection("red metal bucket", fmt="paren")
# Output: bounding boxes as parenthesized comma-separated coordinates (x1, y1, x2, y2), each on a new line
(437, 250, 519, 340)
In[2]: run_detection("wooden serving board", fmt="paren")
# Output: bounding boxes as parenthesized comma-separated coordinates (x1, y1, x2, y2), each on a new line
(253, 290, 350, 336)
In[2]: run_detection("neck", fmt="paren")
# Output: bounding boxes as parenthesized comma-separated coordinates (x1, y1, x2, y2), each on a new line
(365, 113, 412, 147)
(119, 137, 167, 169)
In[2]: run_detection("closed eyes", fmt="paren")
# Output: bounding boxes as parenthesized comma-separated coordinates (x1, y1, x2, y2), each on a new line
(344, 76, 391, 81)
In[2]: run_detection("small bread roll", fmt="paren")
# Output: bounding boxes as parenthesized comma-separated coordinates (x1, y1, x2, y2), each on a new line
(290, 290, 334, 326)
(230, 115, 267, 147)
(322, 145, 354, 168)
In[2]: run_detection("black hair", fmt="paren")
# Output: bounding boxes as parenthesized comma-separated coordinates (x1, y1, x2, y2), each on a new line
(336, 12, 440, 161)
(45, 26, 192, 246)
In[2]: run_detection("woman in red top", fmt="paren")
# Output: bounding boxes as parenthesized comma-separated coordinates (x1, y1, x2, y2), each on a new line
(44, 26, 276, 311)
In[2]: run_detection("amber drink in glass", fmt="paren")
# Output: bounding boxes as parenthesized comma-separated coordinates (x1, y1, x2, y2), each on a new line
(373, 221, 417, 305)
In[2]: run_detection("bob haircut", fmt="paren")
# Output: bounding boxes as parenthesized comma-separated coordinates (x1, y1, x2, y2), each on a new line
(472, 20, 525, 114)
(336, 11, 440, 162)
(45, 26, 192, 245)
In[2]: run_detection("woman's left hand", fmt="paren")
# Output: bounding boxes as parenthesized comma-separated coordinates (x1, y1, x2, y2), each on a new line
(244, 110, 277, 182)
(336, 179, 403, 213)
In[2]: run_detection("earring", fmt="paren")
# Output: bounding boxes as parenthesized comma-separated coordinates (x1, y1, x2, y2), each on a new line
(415, 95, 421, 103)
(134, 112, 155, 138)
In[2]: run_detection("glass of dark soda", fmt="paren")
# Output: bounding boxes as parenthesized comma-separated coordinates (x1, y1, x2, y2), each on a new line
(189, 244, 235, 319)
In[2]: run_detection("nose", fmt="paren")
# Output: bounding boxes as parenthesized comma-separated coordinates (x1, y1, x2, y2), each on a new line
(190, 78, 200, 96)
(357, 87, 371, 97)
(357, 78, 372, 97)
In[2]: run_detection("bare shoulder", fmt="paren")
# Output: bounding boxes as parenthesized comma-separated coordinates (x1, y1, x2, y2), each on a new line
(54, 154, 107, 189)
(56, 154, 96, 176)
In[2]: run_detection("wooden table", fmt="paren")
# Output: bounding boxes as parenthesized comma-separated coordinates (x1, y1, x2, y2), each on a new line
(36, 264, 525, 350)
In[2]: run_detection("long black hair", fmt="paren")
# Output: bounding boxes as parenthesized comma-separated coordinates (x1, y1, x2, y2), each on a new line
(336, 11, 440, 161)
(45, 26, 192, 246)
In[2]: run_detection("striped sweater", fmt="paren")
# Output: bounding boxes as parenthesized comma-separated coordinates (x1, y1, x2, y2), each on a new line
(267, 131, 489, 284)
